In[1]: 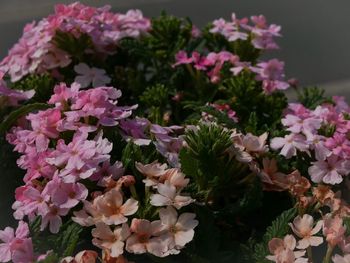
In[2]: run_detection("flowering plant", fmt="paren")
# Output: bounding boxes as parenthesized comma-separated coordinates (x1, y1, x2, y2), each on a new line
(1, 2, 350, 263)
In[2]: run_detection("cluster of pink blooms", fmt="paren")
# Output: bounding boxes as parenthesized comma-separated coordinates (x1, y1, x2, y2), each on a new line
(210, 13, 281, 50)
(0, 81, 197, 262)
(271, 97, 350, 185)
(173, 50, 289, 93)
(267, 184, 350, 263)
(0, 2, 150, 82)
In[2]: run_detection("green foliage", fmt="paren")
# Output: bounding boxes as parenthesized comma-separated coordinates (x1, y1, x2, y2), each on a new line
(53, 30, 94, 61)
(297, 86, 332, 109)
(30, 218, 83, 261)
(11, 74, 56, 102)
(140, 84, 169, 124)
(253, 207, 297, 262)
(0, 103, 50, 135)
(199, 105, 240, 129)
(221, 75, 287, 134)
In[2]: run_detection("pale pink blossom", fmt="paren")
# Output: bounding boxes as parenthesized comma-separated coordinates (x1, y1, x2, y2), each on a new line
(157, 206, 198, 250)
(74, 63, 111, 88)
(333, 254, 350, 263)
(289, 214, 323, 249)
(92, 222, 130, 258)
(266, 235, 307, 263)
(270, 134, 308, 158)
(308, 155, 350, 185)
(135, 161, 167, 187)
(150, 181, 194, 209)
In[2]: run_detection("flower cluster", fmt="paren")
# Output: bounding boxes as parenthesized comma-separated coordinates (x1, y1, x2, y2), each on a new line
(271, 98, 350, 184)
(174, 50, 289, 93)
(0, 2, 150, 82)
(267, 183, 350, 263)
(210, 13, 281, 50)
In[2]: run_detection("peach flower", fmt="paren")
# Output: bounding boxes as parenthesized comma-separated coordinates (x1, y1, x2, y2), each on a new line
(289, 214, 323, 249)
(60, 250, 98, 263)
(323, 214, 346, 247)
(267, 234, 307, 263)
(135, 161, 167, 187)
(94, 189, 138, 225)
(92, 222, 130, 258)
(157, 206, 198, 249)
(126, 218, 168, 257)
(150, 181, 194, 209)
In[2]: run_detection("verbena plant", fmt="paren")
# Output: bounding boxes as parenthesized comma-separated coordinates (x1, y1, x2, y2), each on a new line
(0, 2, 349, 263)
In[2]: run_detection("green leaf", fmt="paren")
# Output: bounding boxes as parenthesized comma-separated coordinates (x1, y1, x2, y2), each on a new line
(253, 207, 297, 262)
(297, 86, 332, 109)
(0, 103, 50, 135)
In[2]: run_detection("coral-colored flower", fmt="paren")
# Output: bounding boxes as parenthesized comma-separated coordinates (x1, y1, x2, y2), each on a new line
(61, 250, 98, 263)
(289, 214, 323, 249)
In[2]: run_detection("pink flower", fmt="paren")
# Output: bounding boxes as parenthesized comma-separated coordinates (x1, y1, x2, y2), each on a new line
(258, 158, 290, 192)
(157, 206, 198, 249)
(210, 14, 248, 42)
(252, 59, 289, 93)
(270, 134, 308, 158)
(150, 181, 194, 209)
(306, 134, 331, 161)
(92, 222, 130, 258)
(0, 221, 31, 263)
(94, 189, 138, 225)
(173, 51, 194, 67)
(281, 114, 321, 135)
(308, 155, 350, 185)
(74, 63, 111, 88)
(126, 219, 168, 257)
(289, 214, 323, 249)
(40, 204, 69, 233)
(26, 109, 61, 152)
(46, 176, 88, 209)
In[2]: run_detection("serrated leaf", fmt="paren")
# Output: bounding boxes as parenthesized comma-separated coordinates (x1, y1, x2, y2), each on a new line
(0, 103, 50, 135)
(253, 207, 297, 262)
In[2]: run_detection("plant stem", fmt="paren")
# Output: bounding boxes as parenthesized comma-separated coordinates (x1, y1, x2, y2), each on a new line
(323, 245, 334, 263)
(307, 246, 313, 262)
